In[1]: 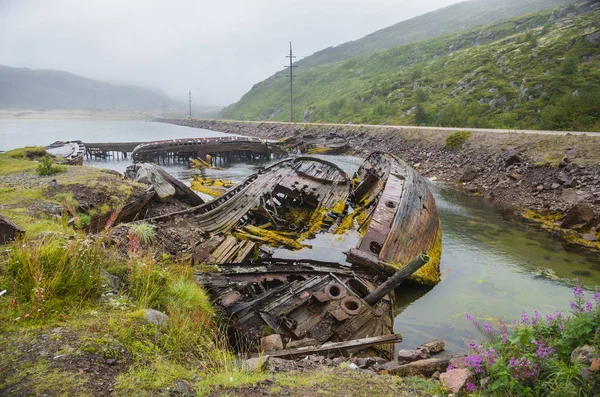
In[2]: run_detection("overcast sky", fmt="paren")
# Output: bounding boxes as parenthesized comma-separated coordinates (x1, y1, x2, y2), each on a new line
(0, 0, 463, 106)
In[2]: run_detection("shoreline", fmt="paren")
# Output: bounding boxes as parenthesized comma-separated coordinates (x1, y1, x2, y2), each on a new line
(159, 118, 600, 252)
(0, 109, 155, 121)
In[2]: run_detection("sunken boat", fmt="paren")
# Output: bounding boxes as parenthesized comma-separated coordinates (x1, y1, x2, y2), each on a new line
(138, 153, 441, 358)
(45, 140, 86, 165)
(278, 133, 349, 155)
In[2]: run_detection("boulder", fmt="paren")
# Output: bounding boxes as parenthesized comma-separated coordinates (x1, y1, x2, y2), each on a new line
(560, 188, 578, 204)
(243, 356, 270, 372)
(0, 214, 24, 244)
(440, 368, 475, 394)
(561, 203, 596, 229)
(260, 334, 283, 352)
(128, 163, 176, 201)
(173, 379, 194, 396)
(459, 167, 478, 182)
(571, 345, 600, 366)
(397, 349, 430, 364)
(448, 356, 469, 369)
(418, 339, 446, 354)
(558, 171, 574, 187)
(144, 309, 169, 328)
(500, 149, 522, 166)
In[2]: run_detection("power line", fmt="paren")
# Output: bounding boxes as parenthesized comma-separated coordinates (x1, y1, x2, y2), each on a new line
(188, 90, 192, 119)
(284, 42, 297, 123)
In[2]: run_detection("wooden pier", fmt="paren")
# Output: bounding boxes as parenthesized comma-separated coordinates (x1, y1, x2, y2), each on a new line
(83, 136, 287, 165)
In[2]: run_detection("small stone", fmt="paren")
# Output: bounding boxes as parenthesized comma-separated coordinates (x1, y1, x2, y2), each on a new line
(173, 379, 195, 396)
(571, 345, 600, 366)
(260, 334, 283, 352)
(537, 185, 544, 191)
(552, 183, 560, 189)
(143, 309, 168, 328)
(397, 349, 430, 364)
(509, 172, 522, 181)
(440, 368, 475, 394)
(243, 356, 270, 372)
(448, 356, 468, 369)
(460, 167, 478, 182)
(581, 233, 597, 242)
(418, 339, 445, 354)
(500, 148, 522, 166)
(106, 358, 117, 365)
(414, 162, 421, 168)
(561, 204, 596, 229)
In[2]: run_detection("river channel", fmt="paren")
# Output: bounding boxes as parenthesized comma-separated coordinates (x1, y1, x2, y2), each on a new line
(2, 119, 599, 354)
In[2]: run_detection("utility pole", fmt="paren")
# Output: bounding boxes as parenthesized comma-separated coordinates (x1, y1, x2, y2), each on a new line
(285, 42, 297, 123)
(93, 92, 97, 110)
(188, 90, 192, 119)
(162, 99, 167, 116)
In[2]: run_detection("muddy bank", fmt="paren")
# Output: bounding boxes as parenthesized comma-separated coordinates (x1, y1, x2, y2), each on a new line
(160, 118, 600, 250)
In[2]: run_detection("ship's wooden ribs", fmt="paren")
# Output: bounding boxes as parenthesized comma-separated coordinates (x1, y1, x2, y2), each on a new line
(262, 334, 402, 358)
(364, 253, 429, 305)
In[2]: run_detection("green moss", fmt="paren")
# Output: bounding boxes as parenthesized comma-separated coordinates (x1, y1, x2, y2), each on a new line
(444, 130, 472, 150)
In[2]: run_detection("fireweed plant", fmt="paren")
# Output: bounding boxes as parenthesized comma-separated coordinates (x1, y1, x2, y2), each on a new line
(461, 287, 600, 396)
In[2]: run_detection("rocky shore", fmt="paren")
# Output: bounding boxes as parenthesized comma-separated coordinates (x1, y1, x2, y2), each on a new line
(161, 118, 600, 251)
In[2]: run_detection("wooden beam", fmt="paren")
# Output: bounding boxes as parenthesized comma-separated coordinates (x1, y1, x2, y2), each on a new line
(262, 334, 402, 358)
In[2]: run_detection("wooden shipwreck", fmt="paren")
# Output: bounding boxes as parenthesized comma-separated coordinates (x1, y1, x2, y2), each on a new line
(45, 141, 86, 165)
(278, 133, 349, 155)
(137, 153, 443, 358)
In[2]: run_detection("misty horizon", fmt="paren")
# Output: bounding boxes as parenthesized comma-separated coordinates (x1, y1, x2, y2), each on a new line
(0, 0, 463, 106)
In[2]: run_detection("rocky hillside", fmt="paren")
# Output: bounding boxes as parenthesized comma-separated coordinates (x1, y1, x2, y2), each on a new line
(222, 1, 600, 132)
(0, 65, 170, 111)
(296, 0, 575, 70)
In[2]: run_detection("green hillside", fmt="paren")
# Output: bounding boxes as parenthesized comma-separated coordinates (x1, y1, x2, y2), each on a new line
(222, 1, 600, 131)
(296, 0, 575, 70)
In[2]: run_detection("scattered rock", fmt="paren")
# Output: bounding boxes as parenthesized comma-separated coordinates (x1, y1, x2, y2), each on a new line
(143, 309, 169, 327)
(260, 334, 283, 352)
(584, 31, 600, 45)
(101, 270, 121, 291)
(397, 349, 430, 364)
(581, 233, 597, 242)
(565, 148, 578, 160)
(561, 203, 596, 229)
(509, 172, 522, 181)
(459, 167, 478, 182)
(560, 188, 578, 203)
(173, 379, 194, 396)
(440, 368, 475, 394)
(571, 345, 600, 366)
(448, 356, 468, 369)
(432, 371, 441, 380)
(243, 356, 270, 372)
(500, 148, 522, 166)
(0, 214, 24, 244)
(552, 183, 560, 189)
(418, 339, 446, 354)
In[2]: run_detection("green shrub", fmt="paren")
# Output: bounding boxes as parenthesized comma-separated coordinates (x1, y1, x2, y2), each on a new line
(36, 156, 65, 176)
(444, 130, 472, 149)
(128, 222, 156, 244)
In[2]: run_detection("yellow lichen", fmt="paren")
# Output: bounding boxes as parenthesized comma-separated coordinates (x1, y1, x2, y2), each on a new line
(190, 176, 235, 198)
(305, 146, 335, 155)
(409, 224, 442, 285)
(242, 226, 310, 250)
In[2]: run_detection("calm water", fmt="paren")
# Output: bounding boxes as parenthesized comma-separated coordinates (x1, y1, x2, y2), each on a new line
(2, 120, 599, 354)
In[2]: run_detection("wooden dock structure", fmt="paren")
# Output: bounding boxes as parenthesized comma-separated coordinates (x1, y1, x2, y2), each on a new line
(83, 136, 287, 165)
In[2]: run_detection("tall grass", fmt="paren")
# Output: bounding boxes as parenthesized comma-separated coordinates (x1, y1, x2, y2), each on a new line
(2, 236, 115, 319)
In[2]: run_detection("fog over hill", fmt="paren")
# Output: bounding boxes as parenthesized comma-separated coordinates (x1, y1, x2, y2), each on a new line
(0, 65, 174, 111)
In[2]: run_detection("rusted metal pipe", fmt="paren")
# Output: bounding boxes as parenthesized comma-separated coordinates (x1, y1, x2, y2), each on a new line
(364, 253, 430, 305)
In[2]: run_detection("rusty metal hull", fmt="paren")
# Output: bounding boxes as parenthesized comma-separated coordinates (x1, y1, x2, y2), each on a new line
(347, 152, 442, 284)
(195, 258, 395, 358)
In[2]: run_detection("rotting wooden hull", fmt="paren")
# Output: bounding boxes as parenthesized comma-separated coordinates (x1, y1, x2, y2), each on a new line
(131, 136, 287, 162)
(278, 133, 349, 155)
(346, 152, 442, 285)
(45, 141, 86, 165)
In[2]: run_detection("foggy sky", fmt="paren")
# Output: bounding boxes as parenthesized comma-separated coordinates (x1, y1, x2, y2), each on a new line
(0, 0, 463, 106)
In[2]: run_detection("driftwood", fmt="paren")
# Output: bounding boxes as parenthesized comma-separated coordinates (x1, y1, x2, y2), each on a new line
(264, 334, 402, 359)
(364, 253, 429, 304)
(89, 189, 155, 232)
(383, 351, 452, 376)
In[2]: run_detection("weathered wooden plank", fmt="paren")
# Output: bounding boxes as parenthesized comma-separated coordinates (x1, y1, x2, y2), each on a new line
(263, 334, 402, 358)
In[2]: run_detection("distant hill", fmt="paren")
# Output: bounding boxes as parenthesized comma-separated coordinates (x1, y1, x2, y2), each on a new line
(294, 0, 576, 70)
(0, 65, 171, 111)
(222, 1, 600, 132)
